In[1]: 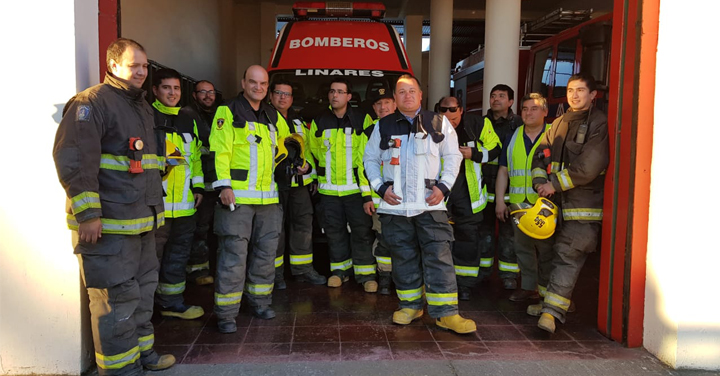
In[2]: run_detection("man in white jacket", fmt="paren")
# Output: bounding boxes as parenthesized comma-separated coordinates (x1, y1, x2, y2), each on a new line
(363, 75, 477, 334)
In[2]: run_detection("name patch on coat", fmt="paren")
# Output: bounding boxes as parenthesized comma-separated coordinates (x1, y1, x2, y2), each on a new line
(76, 105, 91, 122)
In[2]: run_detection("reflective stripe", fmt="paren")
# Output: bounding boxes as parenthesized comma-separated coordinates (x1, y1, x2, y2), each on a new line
(562, 208, 603, 221)
(531, 167, 548, 180)
(550, 162, 562, 173)
(165, 201, 195, 212)
(396, 288, 423, 301)
(192, 176, 204, 186)
(454, 265, 479, 277)
(275, 256, 284, 268)
(376, 256, 392, 265)
(247, 122, 259, 190)
(557, 170, 574, 190)
(318, 182, 360, 194)
(67, 214, 158, 235)
(426, 292, 458, 306)
(99, 154, 162, 171)
(215, 291, 242, 306)
(479, 258, 494, 268)
(186, 262, 209, 274)
(487, 193, 510, 203)
(330, 259, 352, 271)
(538, 285, 548, 298)
(354, 264, 376, 275)
(213, 179, 232, 189)
(360, 185, 371, 193)
(71, 191, 101, 214)
(138, 334, 154, 352)
(95, 346, 140, 370)
(370, 178, 384, 191)
(544, 291, 571, 311)
(470, 189, 488, 211)
(246, 283, 273, 295)
(345, 128, 353, 189)
(156, 281, 185, 295)
(498, 261, 519, 273)
(290, 254, 313, 265)
(233, 189, 279, 200)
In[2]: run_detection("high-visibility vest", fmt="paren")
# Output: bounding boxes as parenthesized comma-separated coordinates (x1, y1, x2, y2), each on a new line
(287, 116, 315, 187)
(462, 118, 500, 214)
(506, 124, 551, 205)
(210, 101, 290, 205)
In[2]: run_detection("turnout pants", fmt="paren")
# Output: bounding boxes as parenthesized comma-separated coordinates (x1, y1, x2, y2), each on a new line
(188, 190, 219, 279)
(513, 225, 554, 292)
(214, 203, 282, 319)
(276, 185, 314, 277)
(318, 193, 376, 283)
(542, 221, 601, 323)
(451, 210, 485, 287)
(155, 216, 195, 307)
(75, 230, 158, 376)
(379, 211, 459, 318)
(371, 213, 392, 275)
(479, 202, 518, 280)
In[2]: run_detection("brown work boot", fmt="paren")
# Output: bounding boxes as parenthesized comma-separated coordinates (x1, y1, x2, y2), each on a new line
(363, 280, 378, 293)
(392, 308, 424, 325)
(142, 353, 176, 371)
(538, 313, 556, 333)
(327, 275, 349, 287)
(509, 289, 540, 302)
(436, 314, 477, 334)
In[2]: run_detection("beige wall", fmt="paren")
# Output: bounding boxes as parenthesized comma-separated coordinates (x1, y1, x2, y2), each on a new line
(0, 0, 98, 374)
(644, 0, 720, 370)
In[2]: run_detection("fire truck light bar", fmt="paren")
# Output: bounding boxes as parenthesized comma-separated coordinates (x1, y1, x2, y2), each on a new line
(293, 2, 386, 19)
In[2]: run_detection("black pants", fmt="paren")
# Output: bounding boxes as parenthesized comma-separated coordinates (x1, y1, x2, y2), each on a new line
(479, 202, 517, 279)
(276, 185, 314, 276)
(451, 210, 485, 287)
(155, 216, 196, 307)
(188, 190, 218, 279)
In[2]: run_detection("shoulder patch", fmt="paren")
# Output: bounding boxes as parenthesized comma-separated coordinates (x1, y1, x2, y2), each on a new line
(216, 118, 225, 130)
(76, 105, 91, 122)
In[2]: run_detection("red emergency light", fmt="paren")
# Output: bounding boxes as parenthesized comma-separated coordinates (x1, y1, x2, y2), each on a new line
(293, 2, 386, 19)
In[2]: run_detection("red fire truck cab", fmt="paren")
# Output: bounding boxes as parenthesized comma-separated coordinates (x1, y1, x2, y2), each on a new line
(267, 2, 414, 119)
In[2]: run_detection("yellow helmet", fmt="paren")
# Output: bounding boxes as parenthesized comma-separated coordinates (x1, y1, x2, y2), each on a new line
(165, 138, 186, 166)
(509, 198, 558, 240)
(275, 133, 307, 168)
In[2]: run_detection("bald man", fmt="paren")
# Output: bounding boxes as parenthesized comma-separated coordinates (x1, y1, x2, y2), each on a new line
(210, 65, 290, 333)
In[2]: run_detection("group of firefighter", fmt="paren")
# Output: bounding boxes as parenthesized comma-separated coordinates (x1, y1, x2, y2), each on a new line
(53, 38, 608, 376)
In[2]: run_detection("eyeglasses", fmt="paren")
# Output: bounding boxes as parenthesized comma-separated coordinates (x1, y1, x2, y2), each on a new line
(329, 89, 348, 95)
(195, 90, 216, 95)
(439, 106, 460, 113)
(273, 90, 292, 98)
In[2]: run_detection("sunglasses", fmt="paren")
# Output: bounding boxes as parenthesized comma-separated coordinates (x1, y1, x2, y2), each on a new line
(439, 106, 460, 113)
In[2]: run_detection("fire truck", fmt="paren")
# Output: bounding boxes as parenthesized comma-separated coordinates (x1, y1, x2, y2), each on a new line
(453, 9, 613, 120)
(267, 2, 414, 120)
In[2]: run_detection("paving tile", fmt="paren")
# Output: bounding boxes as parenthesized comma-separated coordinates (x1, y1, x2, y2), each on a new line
(437, 341, 490, 359)
(182, 344, 241, 364)
(249, 312, 295, 327)
(389, 342, 445, 360)
(385, 325, 434, 342)
(501, 311, 540, 326)
(340, 325, 386, 342)
(531, 341, 598, 359)
(294, 325, 340, 343)
(483, 340, 536, 355)
(517, 325, 572, 341)
(194, 326, 247, 345)
(339, 311, 383, 326)
(341, 342, 393, 361)
(153, 318, 206, 346)
(561, 325, 610, 341)
(243, 326, 293, 343)
(577, 341, 649, 360)
(296, 312, 338, 326)
(464, 311, 513, 326)
(290, 342, 341, 361)
(476, 325, 527, 341)
(237, 343, 291, 361)
(428, 326, 481, 342)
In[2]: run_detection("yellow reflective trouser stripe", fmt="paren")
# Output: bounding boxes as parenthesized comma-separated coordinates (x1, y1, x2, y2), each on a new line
(498, 261, 519, 273)
(186, 261, 209, 274)
(156, 281, 185, 295)
(275, 256, 284, 268)
(138, 334, 154, 352)
(538, 285, 548, 298)
(454, 265, 479, 277)
(531, 167, 548, 180)
(71, 191, 101, 214)
(246, 283, 273, 295)
(396, 288, 423, 301)
(215, 291, 242, 306)
(67, 214, 158, 235)
(544, 291, 571, 311)
(480, 258, 494, 268)
(96, 346, 140, 370)
(376, 256, 392, 265)
(330, 259, 352, 271)
(563, 208, 603, 221)
(99, 154, 163, 171)
(354, 264, 376, 275)
(290, 254, 313, 265)
(426, 292, 458, 306)
(557, 170, 575, 190)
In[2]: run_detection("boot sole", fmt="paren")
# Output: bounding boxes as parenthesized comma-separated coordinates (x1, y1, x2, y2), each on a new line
(436, 322, 477, 334)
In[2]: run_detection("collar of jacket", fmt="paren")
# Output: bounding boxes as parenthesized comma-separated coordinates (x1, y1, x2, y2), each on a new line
(152, 99, 180, 115)
(236, 92, 277, 122)
(104, 73, 146, 101)
(563, 107, 591, 122)
(485, 107, 516, 123)
(396, 107, 422, 123)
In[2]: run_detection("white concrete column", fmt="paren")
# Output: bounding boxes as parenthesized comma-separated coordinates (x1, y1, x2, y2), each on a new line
(428, 0, 453, 108)
(404, 14, 424, 80)
(482, 0, 520, 113)
(644, 0, 720, 370)
(0, 0, 98, 374)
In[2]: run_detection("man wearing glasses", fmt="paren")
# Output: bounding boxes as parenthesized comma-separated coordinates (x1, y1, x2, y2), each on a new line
(181, 80, 219, 287)
(308, 78, 377, 292)
(439, 96, 500, 301)
(269, 80, 327, 288)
